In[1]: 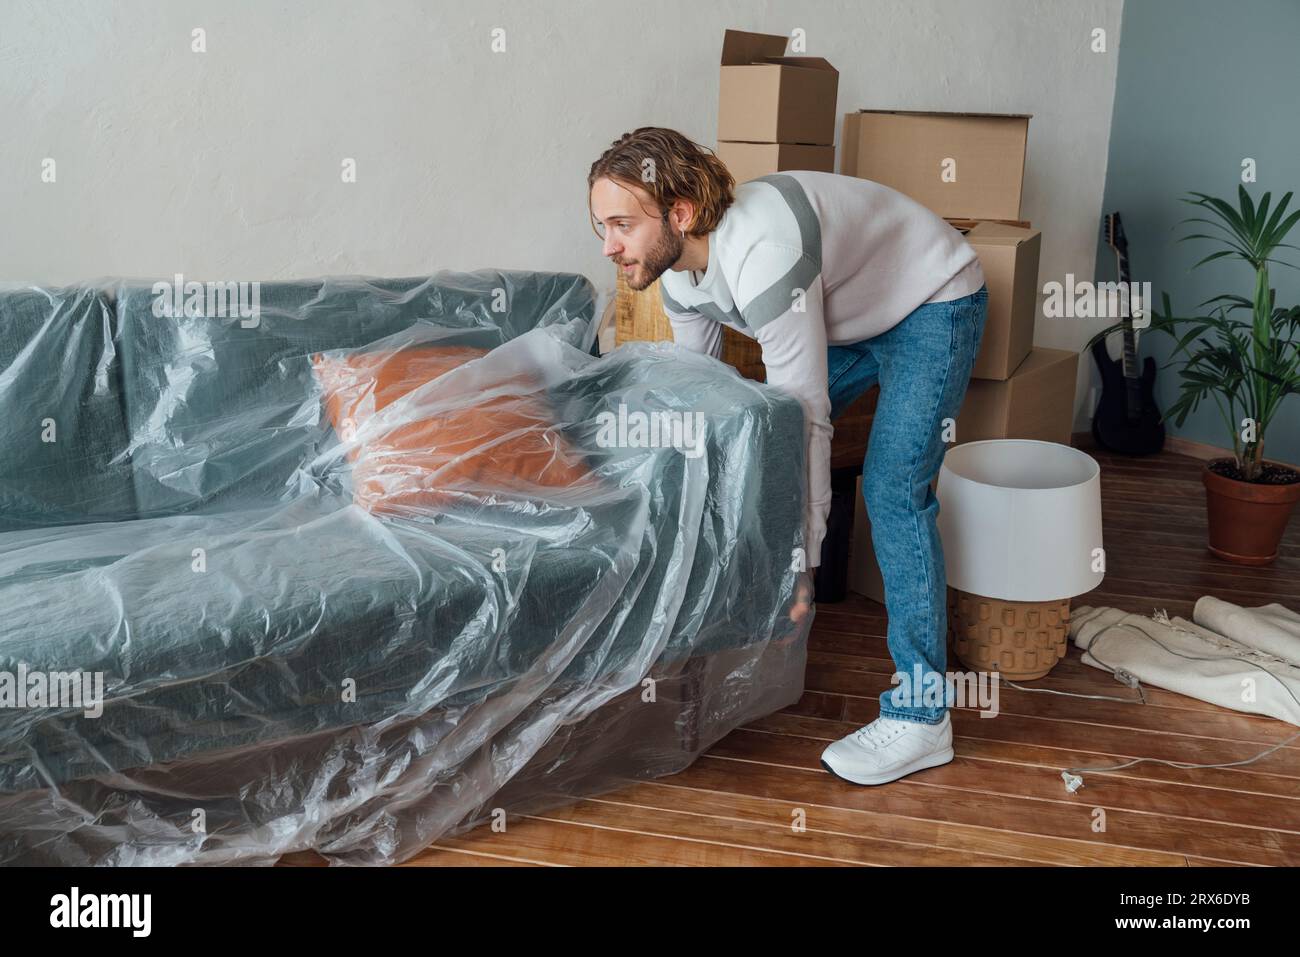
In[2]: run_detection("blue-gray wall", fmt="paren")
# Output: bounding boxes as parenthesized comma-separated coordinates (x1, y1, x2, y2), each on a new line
(1097, 0, 1300, 465)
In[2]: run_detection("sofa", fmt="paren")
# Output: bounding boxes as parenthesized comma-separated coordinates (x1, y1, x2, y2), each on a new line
(0, 271, 811, 865)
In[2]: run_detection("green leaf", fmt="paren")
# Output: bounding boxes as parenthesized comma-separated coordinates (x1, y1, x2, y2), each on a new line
(1240, 184, 1257, 233)
(1181, 217, 1247, 244)
(1196, 193, 1249, 241)
(1200, 294, 1254, 307)
(1254, 367, 1300, 388)
(1177, 232, 1253, 261)
(1192, 249, 1240, 269)
(1260, 191, 1293, 244)
(1264, 209, 1300, 249)
(1255, 192, 1272, 236)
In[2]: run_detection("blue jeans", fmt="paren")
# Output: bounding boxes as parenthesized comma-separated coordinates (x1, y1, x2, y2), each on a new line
(826, 285, 988, 725)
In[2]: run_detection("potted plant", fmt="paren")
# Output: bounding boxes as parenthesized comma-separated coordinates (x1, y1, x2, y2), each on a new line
(1086, 185, 1300, 565)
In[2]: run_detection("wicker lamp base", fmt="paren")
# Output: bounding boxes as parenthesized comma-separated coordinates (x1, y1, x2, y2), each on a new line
(946, 587, 1071, 680)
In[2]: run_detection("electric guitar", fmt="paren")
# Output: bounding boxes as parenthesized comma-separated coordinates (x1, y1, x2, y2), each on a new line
(1091, 212, 1165, 455)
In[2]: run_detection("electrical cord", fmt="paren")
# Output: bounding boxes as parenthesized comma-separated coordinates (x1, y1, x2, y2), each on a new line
(997, 609, 1300, 793)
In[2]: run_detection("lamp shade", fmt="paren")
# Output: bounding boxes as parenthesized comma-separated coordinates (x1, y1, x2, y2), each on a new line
(936, 439, 1104, 602)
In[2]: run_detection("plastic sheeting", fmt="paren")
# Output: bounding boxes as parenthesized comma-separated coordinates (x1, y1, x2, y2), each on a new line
(0, 273, 812, 865)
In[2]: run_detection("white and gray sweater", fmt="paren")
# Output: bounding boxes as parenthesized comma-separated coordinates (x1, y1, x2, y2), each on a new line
(659, 169, 984, 569)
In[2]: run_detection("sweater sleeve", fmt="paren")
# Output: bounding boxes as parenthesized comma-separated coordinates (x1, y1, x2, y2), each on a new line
(734, 244, 832, 570)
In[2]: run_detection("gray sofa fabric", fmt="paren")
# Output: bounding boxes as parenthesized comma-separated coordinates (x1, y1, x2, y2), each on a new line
(0, 285, 136, 530)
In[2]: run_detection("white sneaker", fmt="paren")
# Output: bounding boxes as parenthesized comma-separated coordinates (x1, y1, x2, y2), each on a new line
(820, 712, 955, 785)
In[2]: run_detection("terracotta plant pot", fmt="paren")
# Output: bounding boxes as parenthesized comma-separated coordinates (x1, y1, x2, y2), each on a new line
(1202, 458, 1300, 565)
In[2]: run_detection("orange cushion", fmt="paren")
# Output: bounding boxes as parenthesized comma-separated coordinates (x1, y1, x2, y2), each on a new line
(311, 345, 597, 513)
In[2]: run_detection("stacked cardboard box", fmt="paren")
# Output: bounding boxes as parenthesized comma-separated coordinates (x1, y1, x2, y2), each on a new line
(840, 110, 1080, 603)
(715, 29, 838, 184)
(841, 111, 1031, 220)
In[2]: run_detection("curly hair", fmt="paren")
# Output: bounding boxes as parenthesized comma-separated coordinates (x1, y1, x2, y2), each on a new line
(587, 127, 736, 237)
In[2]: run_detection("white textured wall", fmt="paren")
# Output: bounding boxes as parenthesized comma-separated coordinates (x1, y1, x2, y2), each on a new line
(0, 0, 1124, 428)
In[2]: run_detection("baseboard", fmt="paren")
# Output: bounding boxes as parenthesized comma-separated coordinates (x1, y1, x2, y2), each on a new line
(1163, 435, 1235, 462)
(1069, 430, 1298, 468)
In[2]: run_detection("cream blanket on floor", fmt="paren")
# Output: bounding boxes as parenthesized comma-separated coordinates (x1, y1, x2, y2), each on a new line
(1069, 597, 1300, 727)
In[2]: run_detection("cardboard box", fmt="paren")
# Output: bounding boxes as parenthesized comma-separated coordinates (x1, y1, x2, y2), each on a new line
(957, 220, 1041, 380)
(847, 472, 940, 606)
(955, 346, 1080, 446)
(718, 30, 839, 145)
(716, 141, 835, 184)
(841, 110, 1030, 220)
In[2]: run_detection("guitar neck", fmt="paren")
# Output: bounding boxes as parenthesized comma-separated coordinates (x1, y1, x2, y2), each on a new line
(1114, 247, 1138, 381)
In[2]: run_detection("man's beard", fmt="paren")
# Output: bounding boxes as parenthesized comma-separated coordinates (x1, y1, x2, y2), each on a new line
(620, 221, 683, 291)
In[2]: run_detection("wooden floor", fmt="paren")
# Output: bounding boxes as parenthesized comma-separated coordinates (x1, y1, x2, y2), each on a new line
(402, 441, 1300, 867)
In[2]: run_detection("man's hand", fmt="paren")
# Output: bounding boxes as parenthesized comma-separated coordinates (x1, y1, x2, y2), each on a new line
(775, 570, 815, 647)
(790, 569, 815, 625)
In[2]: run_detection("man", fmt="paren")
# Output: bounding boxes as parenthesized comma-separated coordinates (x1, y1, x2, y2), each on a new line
(588, 127, 988, 786)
